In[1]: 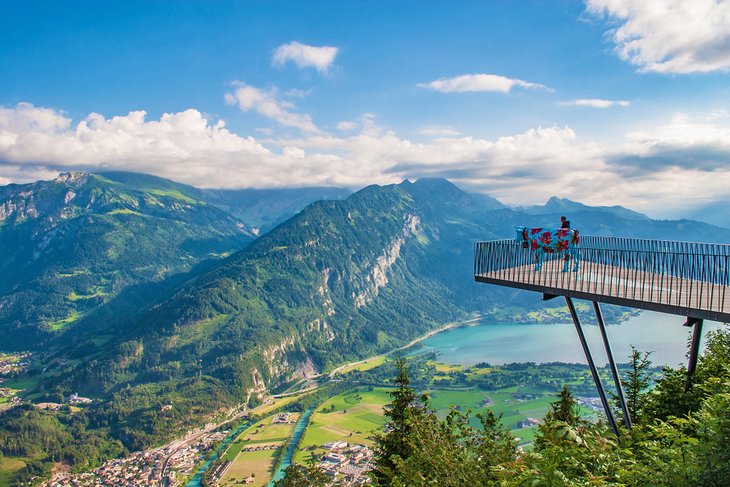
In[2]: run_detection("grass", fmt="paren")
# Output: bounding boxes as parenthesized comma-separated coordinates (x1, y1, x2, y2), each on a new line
(47, 311, 81, 330)
(221, 448, 278, 487)
(427, 389, 487, 414)
(68, 287, 107, 301)
(241, 421, 299, 444)
(249, 395, 303, 417)
(55, 269, 90, 279)
(163, 314, 228, 349)
(0, 458, 25, 487)
(294, 388, 392, 463)
(147, 188, 199, 204)
(107, 208, 143, 216)
(333, 355, 387, 375)
(4, 375, 40, 393)
(220, 414, 298, 485)
(429, 361, 463, 374)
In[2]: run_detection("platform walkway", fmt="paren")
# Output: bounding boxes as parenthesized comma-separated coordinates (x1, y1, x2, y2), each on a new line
(474, 236, 730, 323)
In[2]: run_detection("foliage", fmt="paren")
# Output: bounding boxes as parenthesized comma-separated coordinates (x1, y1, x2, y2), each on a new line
(273, 463, 329, 487)
(617, 346, 652, 424)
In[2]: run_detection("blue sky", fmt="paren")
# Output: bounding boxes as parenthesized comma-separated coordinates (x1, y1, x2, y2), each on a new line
(1, 0, 729, 217)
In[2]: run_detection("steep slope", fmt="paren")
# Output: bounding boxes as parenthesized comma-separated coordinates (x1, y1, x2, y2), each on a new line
(67, 183, 474, 399)
(0, 172, 255, 349)
(60, 178, 730, 402)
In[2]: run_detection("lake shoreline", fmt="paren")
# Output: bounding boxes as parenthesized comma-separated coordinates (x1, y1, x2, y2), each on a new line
(409, 312, 725, 367)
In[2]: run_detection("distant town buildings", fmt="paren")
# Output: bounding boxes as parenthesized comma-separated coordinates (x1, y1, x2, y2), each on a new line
(576, 397, 604, 412)
(42, 428, 230, 486)
(272, 412, 295, 424)
(316, 442, 373, 486)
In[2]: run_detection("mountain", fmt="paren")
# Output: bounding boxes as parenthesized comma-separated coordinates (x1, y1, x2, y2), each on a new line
(686, 199, 730, 229)
(0, 172, 256, 349)
(519, 196, 650, 221)
(202, 186, 352, 234)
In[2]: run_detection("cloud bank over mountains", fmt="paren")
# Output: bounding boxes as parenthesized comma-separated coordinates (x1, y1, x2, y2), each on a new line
(3, 0, 730, 219)
(1, 102, 728, 218)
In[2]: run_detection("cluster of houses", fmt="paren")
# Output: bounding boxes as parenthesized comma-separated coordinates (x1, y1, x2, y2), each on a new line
(35, 393, 94, 412)
(316, 441, 373, 486)
(518, 417, 540, 428)
(0, 387, 21, 411)
(272, 411, 296, 424)
(576, 396, 604, 412)
(44, 450, 179, 486)
(0, 351, 30, 375)
(0, 352, 31, 411)
(41, 428, 231, 486)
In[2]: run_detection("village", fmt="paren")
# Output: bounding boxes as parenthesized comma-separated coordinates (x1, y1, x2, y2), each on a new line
(0, 352, 31, 376)
(315, 441, 373, 486)
(43, 427, 231, 486)
(0, 352, 31, 413)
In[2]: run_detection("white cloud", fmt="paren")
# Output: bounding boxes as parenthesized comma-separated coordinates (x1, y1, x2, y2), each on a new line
(272, 41, 338, 73)
(336, 121, 357, 132)
(587, 0, 730, 73)
(418, 73, 551, 93)
(560, 99, 630, 108)
(419, 127, 463, 137)
(1, 103, 729, 218)
(224, 83, 318, 133)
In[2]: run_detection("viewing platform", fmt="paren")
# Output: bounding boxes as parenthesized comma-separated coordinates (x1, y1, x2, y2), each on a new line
(474, 235, 730, 323)
(474, 234, 730, 434)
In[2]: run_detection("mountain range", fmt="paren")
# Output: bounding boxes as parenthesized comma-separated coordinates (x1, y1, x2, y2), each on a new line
(2, 171, 729, 453)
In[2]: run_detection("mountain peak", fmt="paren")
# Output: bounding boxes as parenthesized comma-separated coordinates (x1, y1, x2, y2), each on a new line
(54, 172, 91, 186)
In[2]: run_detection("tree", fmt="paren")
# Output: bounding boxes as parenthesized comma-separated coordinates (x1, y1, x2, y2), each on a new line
(547, 385, 581, 426)
(371, 357, 422, 485)
(621, 346, 652, 423)
(273, 463, 328, 487)
(371, 358, 517, 486)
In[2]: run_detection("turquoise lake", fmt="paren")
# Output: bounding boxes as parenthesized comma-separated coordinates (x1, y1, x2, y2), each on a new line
(412, 311, 725, 367)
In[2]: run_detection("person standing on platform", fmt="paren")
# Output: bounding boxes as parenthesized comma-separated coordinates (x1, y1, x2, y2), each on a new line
(560, 216, 570, 229)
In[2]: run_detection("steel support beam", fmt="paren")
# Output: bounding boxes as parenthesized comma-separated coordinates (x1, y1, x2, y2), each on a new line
(565, 296, 620, 438)
(593, 301, 631, 429)
(685, 318, 704, 391)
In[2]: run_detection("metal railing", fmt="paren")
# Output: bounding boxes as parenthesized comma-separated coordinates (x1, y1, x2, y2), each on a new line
(474, 236, 730, 321)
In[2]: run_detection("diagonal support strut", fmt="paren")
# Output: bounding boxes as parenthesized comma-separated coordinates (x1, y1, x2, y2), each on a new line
(593, 301, 631, 429)
(565, 296, 620, 438)
(684, 317, 704, 391)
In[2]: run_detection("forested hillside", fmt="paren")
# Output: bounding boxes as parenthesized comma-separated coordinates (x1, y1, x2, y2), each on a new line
(0, 172, 255, 349)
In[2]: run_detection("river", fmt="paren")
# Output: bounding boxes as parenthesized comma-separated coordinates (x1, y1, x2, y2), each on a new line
(268, 404, 317, 485)
(410, 311, 726, 367)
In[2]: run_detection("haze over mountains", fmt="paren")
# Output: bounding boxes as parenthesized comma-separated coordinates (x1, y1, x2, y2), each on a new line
(2, 170, 729, 453)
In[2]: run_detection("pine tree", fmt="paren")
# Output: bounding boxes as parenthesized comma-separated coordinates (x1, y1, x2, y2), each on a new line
(371, 357, 422, 485)
(622, 346, 652, 423)
(547, 385, 581, 425)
